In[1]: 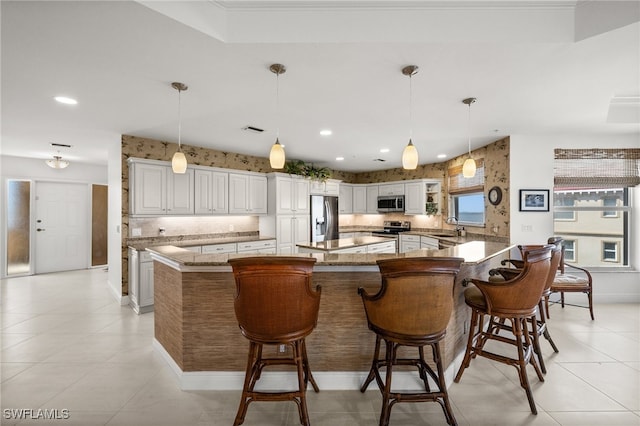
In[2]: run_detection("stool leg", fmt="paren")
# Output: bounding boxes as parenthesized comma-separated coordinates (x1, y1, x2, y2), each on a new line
(361, 335, 382, 392)
(433, 342, 458, 426)
(234, 341, 259, 426)
(454, 308, 479, 383)
(301, 340, 319, 393)
(418, 346, 431, 392)
(513, 318, 538, 415)
(293, 340, 311, 426)
(379, 339, 394, 426)
(538, 300, 559, 353)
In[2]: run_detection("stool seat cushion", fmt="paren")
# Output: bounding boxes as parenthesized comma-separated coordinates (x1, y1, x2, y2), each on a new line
(463, 286, 486, 311)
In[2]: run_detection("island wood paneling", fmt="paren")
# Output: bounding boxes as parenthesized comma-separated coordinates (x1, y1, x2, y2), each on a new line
(153, 254, 507, 372)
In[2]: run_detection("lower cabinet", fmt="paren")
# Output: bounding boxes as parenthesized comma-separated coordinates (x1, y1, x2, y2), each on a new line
(128, 248, 154, 314)
(367, 240, 397, 253)
(237, 240, 277, 254)
(400, 234, 420, 253)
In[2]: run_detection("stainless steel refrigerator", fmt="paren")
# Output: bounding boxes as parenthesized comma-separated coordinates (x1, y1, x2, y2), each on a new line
(310, 195, 339, 242)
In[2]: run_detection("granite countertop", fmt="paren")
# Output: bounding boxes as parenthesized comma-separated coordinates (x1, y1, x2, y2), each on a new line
(147, 241, 513, 268)
(297, 236, 396, 251)
(127, 234, 276, 251)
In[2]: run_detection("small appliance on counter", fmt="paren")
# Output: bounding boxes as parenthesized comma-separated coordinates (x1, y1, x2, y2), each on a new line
(310, 195, 339, 243)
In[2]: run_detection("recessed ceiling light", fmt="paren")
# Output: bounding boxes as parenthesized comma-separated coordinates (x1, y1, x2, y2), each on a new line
(336, 157, 344, 161)
(437, 154, 447, 159)
(54, 96, 77, 105)
(380, 148, 390, 153)
(320, 129, 332, 136)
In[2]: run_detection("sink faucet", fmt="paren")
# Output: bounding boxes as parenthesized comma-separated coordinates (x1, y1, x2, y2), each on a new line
(446, 216, 462, 235)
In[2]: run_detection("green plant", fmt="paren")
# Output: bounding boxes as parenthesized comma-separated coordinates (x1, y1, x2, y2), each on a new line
(283, 160, 332, 182)
(425, 202, 439, 216)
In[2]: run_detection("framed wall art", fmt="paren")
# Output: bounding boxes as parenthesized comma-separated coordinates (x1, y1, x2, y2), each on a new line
(519, 189, 549, 212)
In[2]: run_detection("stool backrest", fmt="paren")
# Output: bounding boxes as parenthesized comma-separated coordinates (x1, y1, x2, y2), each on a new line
(228, 256, 320, 343)
(478, 246, 552, 315)
(364, 257, 464, 340)
(518, 240, 562, 293)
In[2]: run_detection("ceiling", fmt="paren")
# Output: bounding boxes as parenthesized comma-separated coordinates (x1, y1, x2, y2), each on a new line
(1, 1, 639, 172)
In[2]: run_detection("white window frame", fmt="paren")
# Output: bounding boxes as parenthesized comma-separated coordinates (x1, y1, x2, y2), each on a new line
(450, 191, 485, 227)
(563, 239, 576, 262)
(602, 241, 619, 263)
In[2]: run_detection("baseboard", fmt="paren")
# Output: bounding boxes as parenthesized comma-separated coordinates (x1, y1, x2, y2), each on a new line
(107, 278, 129, 306)
(153, 338, 464, 391)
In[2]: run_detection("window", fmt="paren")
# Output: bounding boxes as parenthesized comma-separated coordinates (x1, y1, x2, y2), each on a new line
(553, 148, 638, 268)
(602, 197, 618, 218)
(448, 159, 485, 226)
(452, 193, 485, 226)
(602, 241, 619, 262)
(563, 240, 576, 262)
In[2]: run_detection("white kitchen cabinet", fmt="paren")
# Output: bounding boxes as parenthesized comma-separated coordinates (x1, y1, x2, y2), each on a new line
(201, 242, 237, 254)
(310, 179, 340, 196)
(399, 234, 421, 253)
(268, 174, 310, 215)
(194, 168, 229, 214)
(183, 246, 202, 253)
(338, 183, 353, 214)
(352, 185, 367, 213)
(421, 236, 439, 250)
(229, 172, 268, 215)
(237, 239, 277, 254)
(333, 245, 367, 254)
(129, 159, 194, 216)
(378, 183, 405, 196)
(404, 179, 442, 215)
(276, 215, 310, 254)
(366, 185, 379, 214)
(128, 248, 154, 314)
(367, 240, 397, 253)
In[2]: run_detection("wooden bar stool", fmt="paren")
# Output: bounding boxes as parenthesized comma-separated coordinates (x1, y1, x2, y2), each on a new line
(359, 257, 464, 426)
(228, 256, 321, 426)
(487, 239, 563, 373)
(454, 246, 552, 415)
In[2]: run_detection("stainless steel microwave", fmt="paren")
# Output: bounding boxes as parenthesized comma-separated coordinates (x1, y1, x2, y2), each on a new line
(377, 195, 405, 212)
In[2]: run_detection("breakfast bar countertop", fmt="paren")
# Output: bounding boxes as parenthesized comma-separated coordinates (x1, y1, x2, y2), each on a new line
(146, 240, 513, 269)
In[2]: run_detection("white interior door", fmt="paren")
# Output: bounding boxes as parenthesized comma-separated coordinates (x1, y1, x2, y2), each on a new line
(35, 182, 89, 274)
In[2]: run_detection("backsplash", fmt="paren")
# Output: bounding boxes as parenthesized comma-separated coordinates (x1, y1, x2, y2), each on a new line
(128, 216, 259, 238)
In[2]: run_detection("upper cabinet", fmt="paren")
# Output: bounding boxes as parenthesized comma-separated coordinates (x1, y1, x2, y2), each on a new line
(339, 183, 353, 214)
(378, 183, 404, 196)
(229, 172, 268, 215)
(129, 159, 194, 216)
(309, 179, 340, 196)
(268, 174, 310, 215)
(366, 185, 379, 214)
(352, 185, 367, 214)
(404, 179, 442, 215)
(194, 168, 229, 215)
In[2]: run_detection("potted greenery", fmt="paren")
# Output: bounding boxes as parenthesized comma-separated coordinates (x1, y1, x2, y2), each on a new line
(283, 160, 332, 182)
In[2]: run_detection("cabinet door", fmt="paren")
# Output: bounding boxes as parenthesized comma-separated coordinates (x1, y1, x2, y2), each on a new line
(366, 185, 379, 214)
(249, 175, 268, 214)
(167, 168, 194, 214)
(229, 174, 249, 214)
(128, 249, 139, 307)
(139, 260, 154, 307)
(378, 183, 404, 196)
(211, 171, 229, 214)
(276, 177, 295, 214)
(293, 179, 310, 213)
(404, 181, 425, 215)
(131, 163, 166, 215)
(194, 169, 213, 214)
(400, 241, 421, 253)
(339, 184, 353, 214)
(352, 185, 367, 213)
(293, 215, 310, 248)
(277, 215, 295, 253)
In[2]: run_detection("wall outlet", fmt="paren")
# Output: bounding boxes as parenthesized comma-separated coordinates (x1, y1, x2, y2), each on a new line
(131, 228, 142, 237)
(521, 225, 533, 232)
(278, 344, 286, 353)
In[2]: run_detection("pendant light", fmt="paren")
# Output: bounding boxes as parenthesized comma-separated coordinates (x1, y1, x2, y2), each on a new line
(401, 65, 419, 170)
(171, 82, 188, 174)
(462, 97, 477, 178)
(269, 63, 286, 169)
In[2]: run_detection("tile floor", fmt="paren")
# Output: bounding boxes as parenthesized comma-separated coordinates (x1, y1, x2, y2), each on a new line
(1, 268, 639, 425)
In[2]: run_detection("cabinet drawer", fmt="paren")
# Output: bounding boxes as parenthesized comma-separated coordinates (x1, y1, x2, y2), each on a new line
(400, 234, 420, 243)
(367, 241, 397, 253)
(183, 246, 202, 253)
(201, 243, 237, 254)
(237, 240, 277, 252)
(420, 236, 439, 249)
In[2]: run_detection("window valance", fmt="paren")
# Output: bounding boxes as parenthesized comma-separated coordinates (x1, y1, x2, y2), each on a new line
(554, 148, 640, 188)
(448, 159, 484, 194)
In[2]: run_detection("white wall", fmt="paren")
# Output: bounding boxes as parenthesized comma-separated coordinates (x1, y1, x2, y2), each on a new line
(510, 133, 640, 303)
(107, 142, 124, 303)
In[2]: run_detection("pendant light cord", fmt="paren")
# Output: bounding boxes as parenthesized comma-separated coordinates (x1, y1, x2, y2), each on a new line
(408, 73, 413, 140)
(177, 88, 183, 151)
(467, 101, 471, 155)
(275, 72, 280, 140)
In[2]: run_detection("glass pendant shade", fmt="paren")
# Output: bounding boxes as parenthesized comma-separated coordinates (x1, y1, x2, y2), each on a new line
(172, 151, 187, 174)
(45, 156, 70, 169)
(402, 140, 418, 170)
(269, 139, 285, 169)
(462, 157, 476, 178)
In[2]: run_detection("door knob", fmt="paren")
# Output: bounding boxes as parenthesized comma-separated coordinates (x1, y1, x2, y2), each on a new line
(37, 228, 46, 232)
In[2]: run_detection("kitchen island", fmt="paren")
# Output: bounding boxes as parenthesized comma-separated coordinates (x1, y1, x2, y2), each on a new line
(148, 241, 513, 390)
(297, 235, 397, 254)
